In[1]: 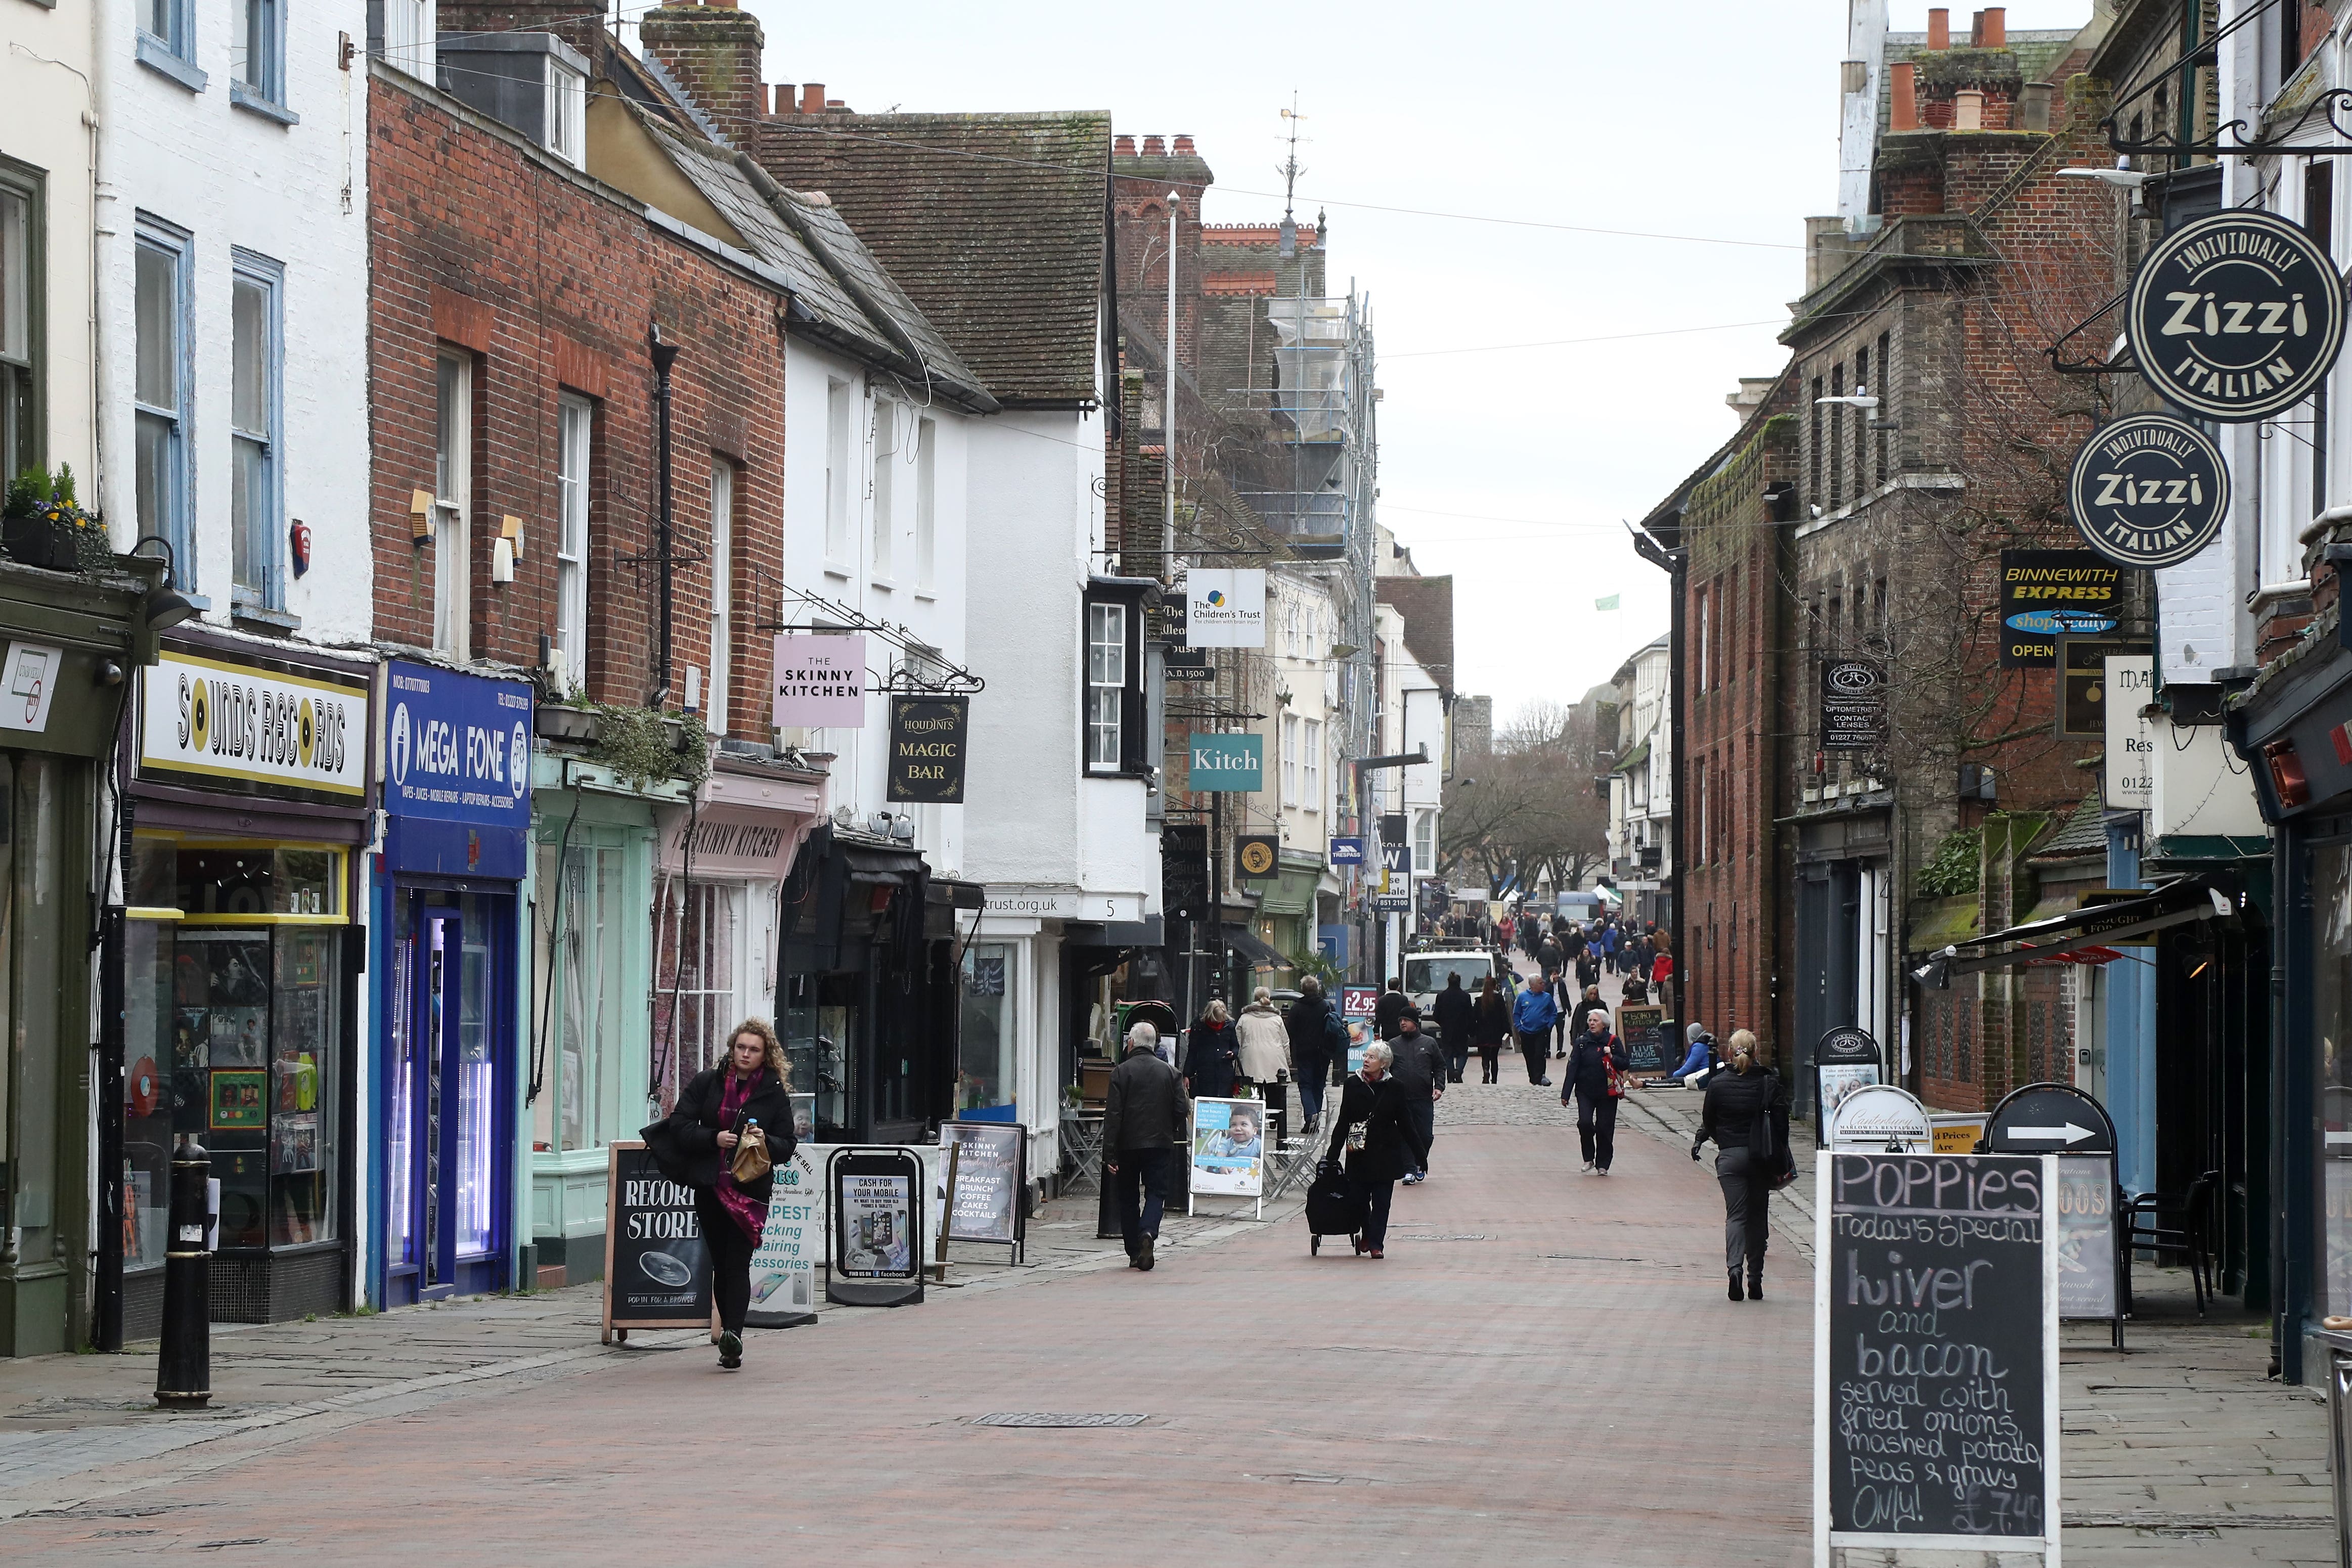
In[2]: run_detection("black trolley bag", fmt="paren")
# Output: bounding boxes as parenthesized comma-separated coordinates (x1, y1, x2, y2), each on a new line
(1304, 1156, 1358, 1254)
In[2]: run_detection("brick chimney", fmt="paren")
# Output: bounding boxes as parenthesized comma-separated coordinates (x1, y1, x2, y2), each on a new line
(1116, 133, 1136, 156)
(1927, 8, 1949, 49)
(1142, 135, 1166, 156)
(1972, 8, 2005, 47)
(800, 83, 824, 114)
(639, 3, 767, 138)
(1173, 135, 1195, 154)
(1891, 61, 1919, 131)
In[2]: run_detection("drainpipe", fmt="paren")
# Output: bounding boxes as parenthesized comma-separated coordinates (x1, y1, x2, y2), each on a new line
(1164, 191, 1179, 569)
(649, 325, 680, 707)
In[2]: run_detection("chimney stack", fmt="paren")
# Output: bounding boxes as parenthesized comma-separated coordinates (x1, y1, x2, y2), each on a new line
(1891, 62, 1920, 131)
(1978, 8, 2005, 48)
(1953, 88, 1984, 130)
(800, 82, 825, 114)
(773, 83, 794, 113)
(1173, 134, 1195, 155)
(638, 3, 768, 136)
(1143, 135, 1166, 156)
(1927, 8, 1949, 49)
(1116, 133, 1136, 156)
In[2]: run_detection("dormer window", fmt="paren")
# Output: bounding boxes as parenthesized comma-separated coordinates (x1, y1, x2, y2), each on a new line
(437, 32, 592, 168)
(547, 57, 585, 165)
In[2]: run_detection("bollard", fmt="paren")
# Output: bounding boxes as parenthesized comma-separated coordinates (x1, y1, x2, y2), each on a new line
(155, 1133, 211, 1408)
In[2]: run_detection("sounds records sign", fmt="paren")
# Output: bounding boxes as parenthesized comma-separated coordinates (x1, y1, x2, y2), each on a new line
(141, 651, 367, 798)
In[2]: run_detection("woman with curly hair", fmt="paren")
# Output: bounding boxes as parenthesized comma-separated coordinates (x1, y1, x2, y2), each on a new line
(662, 1019, 795, 1368)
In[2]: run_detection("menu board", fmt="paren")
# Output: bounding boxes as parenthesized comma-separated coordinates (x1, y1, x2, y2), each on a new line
(2055, 1154, 2119, 1321)
(1616, 1005, 1666, 1071)
(1817, 1152, 2057, 1556)
(602, 1141, 712, 1336)
(941, 1121, 1025, 1246)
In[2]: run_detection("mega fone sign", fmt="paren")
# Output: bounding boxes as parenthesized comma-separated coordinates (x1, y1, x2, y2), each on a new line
(1183, 569, 1266, 648)
(383, 660, 534, 878)
(2127, 208, 2346, 422)
(141, 650, 367, 799)
(772, 635, 867, 728)
(2066, 413, 2229, 569)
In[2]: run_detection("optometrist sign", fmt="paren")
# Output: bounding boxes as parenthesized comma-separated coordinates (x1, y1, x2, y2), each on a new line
(141, 649, 368, 799)
(2066, 413, 2230, 569)
(2127, 208, 2346, 422)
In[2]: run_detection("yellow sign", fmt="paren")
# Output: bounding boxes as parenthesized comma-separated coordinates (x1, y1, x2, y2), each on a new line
(1236, 835, 1278, 878)
(140, 652, 367, 797)
(1930, 1116, 1985, 1154)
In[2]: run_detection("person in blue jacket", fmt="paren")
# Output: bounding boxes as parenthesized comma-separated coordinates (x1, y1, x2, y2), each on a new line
(1510, 977, 1559, 1086)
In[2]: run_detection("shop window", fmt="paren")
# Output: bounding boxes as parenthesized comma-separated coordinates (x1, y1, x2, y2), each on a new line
(136, 219, 194, 577)
(230, 253, 284, 610)
(652, 880, 747, 1109)
(959, 944, 1013, 1113)
(0, 173, 38, 484)
(2316, 843, 2352, 1316)
(541, 838, 628, 1152)
(1, 759, 62, 1268)
(785, 970, 859, 1141)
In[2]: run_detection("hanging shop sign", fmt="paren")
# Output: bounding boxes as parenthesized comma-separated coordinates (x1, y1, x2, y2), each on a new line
(1999, 551, 2121, 667)
(1187, 732, 1263, 791)
(383, 659, 532, 878)
(1235, 834, 1280, 880)
(771, 634, 868, 728)
(2066, 413, 2230, 569)
(1182, 569, 1267, 648)
(0, 642, 63, 734)
(1815, 1151, 2059, 1558)
(1327, 835, 1365, 866)
(2054, 637, 2148, 739)
(2103, 654, 2158, 809)
(1165, 645, 1215, 682)
(886, 695, 969, 803)
(140, 649, 368, 799)
(1818, 658, 1888, 752)
(2127, 208, 2346, 423)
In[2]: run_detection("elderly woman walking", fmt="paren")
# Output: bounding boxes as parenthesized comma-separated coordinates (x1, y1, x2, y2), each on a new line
(1692, 1029, 1793, 1302)
(1235, 987, 1292, 1092)
(655, 1019, 795, 1369)
(1185, 998, 1241, 1099)
(1323, 1040, 1429, 1259)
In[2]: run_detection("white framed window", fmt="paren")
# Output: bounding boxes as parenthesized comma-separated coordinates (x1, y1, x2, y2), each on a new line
(1, 177, 37, 485)
(823, 379, 850, 567)
(1413, 809, 1435, 872)
(233, 0, 285, 109)
(915, 417, 936, 590)
(230, 253, 283, 608)
(1280, 712, 1300, 807)
(871, 397, 895, 578)
(555, 395, 591, 692)
(432, 351, 472, 658)
(1697, 590, 1710, 694)
(1086, 600, 1126, 772)
(379, 0, 433, 80)
(546, 60, 586, 167)
(707, 457, 734, 733)
(1303, 719, 1321, 811)
(135, 220, 193, 578)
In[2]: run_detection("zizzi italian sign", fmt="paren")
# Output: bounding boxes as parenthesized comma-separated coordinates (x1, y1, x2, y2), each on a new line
(2066, 413, 2229, 570)
(2127, 209, 2346, 422)
(141, 652, 367, 798)
(1998, 551, 2120, 668)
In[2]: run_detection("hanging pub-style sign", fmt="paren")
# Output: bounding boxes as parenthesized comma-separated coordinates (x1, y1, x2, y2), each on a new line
(2126, 209, 2346, 423)
(886, 695, 969, 803)
(2066, 413, 2231, 569)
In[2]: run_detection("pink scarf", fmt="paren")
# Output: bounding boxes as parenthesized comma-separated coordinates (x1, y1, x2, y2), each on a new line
(714, 1069, 769, 1244)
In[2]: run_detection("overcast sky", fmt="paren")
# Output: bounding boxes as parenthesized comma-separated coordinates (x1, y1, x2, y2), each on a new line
(726, 0, 2096, 727)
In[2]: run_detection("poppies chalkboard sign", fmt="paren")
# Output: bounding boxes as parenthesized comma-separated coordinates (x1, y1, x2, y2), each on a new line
(2067, 413, 2230, 570)
(1816, 1152, 2058, 1557)
(2127, 209, 2345, 422)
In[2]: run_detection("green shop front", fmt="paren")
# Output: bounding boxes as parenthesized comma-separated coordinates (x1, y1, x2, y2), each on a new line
(0, 559, 161, 1356)
(1249, 850, 1324, 986)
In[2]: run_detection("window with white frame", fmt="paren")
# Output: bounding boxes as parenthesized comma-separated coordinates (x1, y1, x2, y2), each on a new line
(0, 175, 37, 485)
(1086, 600, 1126, 772)
(135, 221, 192, 576)
(555, 395, 591, 692)
(546, 59, 586, 167)
(378, 0, 433, 80)
(1303, 718, 1321, 810)
(707, 456, 734, 733)
(823, 379, 850, 567)
(433, 352, 472, 658)
(230, 254, 283, 608)
(915, 417, 936, 590)
(871, 397, 895, 578)
(1414, 809, 1435, 872)
(234, 0, 285, 108)
(1281, 712, 1300, 807)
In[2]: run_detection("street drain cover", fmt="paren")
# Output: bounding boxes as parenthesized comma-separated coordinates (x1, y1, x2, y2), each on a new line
(970, 1412, 1149, 1428)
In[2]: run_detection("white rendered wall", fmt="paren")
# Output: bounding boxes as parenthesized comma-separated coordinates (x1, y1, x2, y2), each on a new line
(5, 0, 98, 486)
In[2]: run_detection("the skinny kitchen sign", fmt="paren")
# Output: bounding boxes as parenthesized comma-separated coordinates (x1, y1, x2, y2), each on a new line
(887, 696, 969, 803)
(772, 634, 868, 728)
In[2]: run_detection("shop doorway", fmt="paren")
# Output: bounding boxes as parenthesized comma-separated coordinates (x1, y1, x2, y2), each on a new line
(386, 892, 511, 1303)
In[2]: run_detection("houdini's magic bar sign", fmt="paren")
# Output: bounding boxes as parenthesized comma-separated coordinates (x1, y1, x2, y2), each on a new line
(2126, 209, 2346, 422)
(886, 695, 969, 803)
(2066, 413, 2229, 570)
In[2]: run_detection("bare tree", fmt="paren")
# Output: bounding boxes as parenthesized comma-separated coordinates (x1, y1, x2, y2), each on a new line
(1442, 699, 1611, 897)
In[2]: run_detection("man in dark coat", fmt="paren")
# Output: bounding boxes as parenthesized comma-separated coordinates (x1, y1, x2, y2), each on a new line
(1374, 978, 1414, 1041)
(1430, 971, 1476, 1084)
(1103, 1022, 1189, 1271)
(1385, 1014, 1447, 1183)
(1283, 977, 1339, 1126)
(1562, 1009, 1630, 1174)
(1323, 1041, 1430, 1258)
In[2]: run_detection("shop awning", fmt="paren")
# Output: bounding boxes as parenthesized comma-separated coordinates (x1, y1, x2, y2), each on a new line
(1910, 879, 2231, 987)
(1223, 923, 1291, 969)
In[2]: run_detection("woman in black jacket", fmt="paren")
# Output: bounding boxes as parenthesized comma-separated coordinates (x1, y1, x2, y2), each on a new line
(661, 1019, 796, 1368)
(1323, 1041, 1429, 1258)
(1562, 1010, 1630, 1174)
(1692, 1029, 1793, 1302)
(1469, 977, 1510, 1084)
(1185, 999, 1241, 1099)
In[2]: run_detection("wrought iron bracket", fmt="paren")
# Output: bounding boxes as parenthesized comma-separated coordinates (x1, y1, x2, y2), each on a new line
(744, 564, 985, 695)
(2099, 0, 2352, 159)
(2046, 288, 2139, 376)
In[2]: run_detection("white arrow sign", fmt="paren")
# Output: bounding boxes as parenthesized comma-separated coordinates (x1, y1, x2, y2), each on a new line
(2007, 1122, 2096, 1145)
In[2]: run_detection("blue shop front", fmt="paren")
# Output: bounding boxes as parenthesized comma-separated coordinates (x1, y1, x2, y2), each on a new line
(369, 660, 532, 1306)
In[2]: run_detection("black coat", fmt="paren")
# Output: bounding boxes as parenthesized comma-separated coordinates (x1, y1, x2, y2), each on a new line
(1430, 982, 1476, 1042)
(655, 1064, 796, 1202)
(1325, 1071, 1429, 1183)
(1563, 1033, 1628, 1104)
(1185, 1019, 1240, 1098)
(1105, 1046, 1190, 1152)
(1285, 993, 1338, 1072)
(1373, 989, 1413, 1039)
(1470, 991, 1511, 1046)
(1386, 1029, 1446, 1098)
(1568, 997, 1609, 1042)
(1697, 1066, 1793, 1153)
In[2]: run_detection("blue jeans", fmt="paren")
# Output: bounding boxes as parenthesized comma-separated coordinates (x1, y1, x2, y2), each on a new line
(1295, 1060, 1328, 1124)
(1112, 1146, 1175, 1257)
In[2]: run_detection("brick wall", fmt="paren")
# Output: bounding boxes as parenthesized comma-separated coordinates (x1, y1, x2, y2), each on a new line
(368, 68, 788, 735)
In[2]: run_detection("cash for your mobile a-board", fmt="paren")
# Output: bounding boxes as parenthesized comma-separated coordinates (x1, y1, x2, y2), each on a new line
(602, 1141, 713, 1345)
(1189, 1097, 1268, 1216)
(941, 1119, 1027, 1262)
(1815, 1152, 2060, 1564)
(827, 1146, 925, 1308)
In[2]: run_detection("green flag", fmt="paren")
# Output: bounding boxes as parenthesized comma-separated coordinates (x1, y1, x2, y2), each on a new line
(1594, 594, 1620, 611)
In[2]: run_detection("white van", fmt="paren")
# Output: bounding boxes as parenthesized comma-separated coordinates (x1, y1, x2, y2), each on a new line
(1402, 942, 1500, 1016)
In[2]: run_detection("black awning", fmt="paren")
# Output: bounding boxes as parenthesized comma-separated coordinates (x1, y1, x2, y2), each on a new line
(1911, 878, 2231, 985)
(1223, 924, 1290, 968)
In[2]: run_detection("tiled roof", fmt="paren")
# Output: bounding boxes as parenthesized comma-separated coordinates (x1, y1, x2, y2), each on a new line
(753, 111, 1112, 406)
(2028, 795, 2109, 862)
(643, 115, 992, 411)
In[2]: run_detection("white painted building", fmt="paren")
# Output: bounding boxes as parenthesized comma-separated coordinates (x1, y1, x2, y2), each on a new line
(1607, 634, 1673, 927)
(3, 0, 99, 492)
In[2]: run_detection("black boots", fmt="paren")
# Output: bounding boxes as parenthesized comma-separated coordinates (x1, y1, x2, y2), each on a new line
(1747, 1265, 1764, 1302)
(1727, 1270, 1744, 1302)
